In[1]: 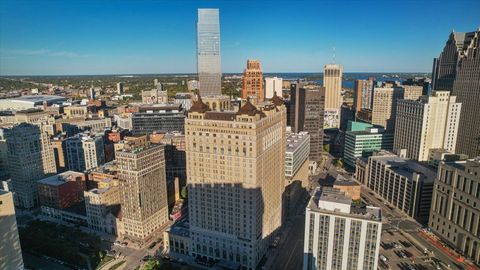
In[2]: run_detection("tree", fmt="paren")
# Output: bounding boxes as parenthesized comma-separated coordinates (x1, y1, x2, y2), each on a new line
(180, 186, 188, 199)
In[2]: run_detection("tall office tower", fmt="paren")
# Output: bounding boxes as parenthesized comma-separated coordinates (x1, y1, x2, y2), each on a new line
(15, 109, 57, 175)
(116, 141, 168, 241)
(0, 190, 24, 270)
(303, 187, 382, 270)
(89, 87, 96, 100)
(429, 158, 480, 265)
(4, 123, 50, 208)
(362, 151, 435, 224)
(353, 79, 374, 112)
(197, 8, 222, 96)
(265, 76, 283, 99)
(323, 64, 343, 129)
(242, 59, 264, 102)
(116, 82, 124, 95)
(370, 86, 422, 131)
(452, 29, 480, 158)
(66, 132, 105, 172)
(394, 91, 461, 161)
(431, 30, 477, 91)
(185, 95, 286, 269)
(289, 84, 325, 162)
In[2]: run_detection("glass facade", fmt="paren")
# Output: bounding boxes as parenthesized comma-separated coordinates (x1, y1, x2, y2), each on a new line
(197, 9, 221, 96)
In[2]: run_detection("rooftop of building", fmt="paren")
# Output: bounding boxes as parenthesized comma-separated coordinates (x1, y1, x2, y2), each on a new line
(8, 95, 66, 103)
(333, 175, 360, 187)
(444, 157, 480, 171)
(38, 171, 85, 186)
(286, 132, 309, 152)
(117, 141, 162, 154)
(370, 151, 436, 182)
(86, 187, 114, 195)
(308, 187, 381, 221)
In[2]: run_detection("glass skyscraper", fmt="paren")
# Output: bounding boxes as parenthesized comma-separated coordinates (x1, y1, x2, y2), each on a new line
(197, 8, 221, 96)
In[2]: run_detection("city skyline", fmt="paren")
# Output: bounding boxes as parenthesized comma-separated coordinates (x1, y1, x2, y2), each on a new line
(0, 0, 479, 75)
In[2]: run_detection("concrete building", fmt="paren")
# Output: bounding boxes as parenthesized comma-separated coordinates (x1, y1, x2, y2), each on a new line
(66, 132, 105, 172)
(371, 86, 422, 131)
(452, 29, 480, 158)
(284, 132, 310, 218)
(64, 105, 88, 119)
(184, 95, 286, 269)
(362, 151, 436, 224)
(197, 8, 222, 96)
(116, 141, 169, 241)
(289, 83, 325, 162)
(0, 190, 24, 270)
(56, 117, 112, 135)
(265, 77, 283, 100)
(141, 88, 168, 104)
(429, 158, 480, 265)
(432, 30, 477, 91)
(242, 59, 264, 102)
(303, 187, 382, 270)
(174, 92, 193, 111)
(84, 186, 121, 235)
(4, 123, 54, 208)
(344, 122, 393, 168)
(323, 64, 343, 129)
(333, 175, 361, 201)
(202, 95, 231, 112)
(394, 91, 461, 161)
(117, 82, 124, 95)
(37, 171, 86, 210)
(131, 104, 185, 135)
(353, 78, 374, 112)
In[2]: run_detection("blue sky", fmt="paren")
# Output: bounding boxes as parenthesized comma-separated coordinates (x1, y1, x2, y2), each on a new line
(0, 0, 479, 75)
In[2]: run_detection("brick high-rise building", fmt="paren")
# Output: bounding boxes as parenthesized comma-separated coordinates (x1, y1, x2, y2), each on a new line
(242, 59, 264, 102)
(116, 140, 169, 241)
(184, 95, 286, 269)
(451, 29, 480, 158)
(289, 83, 325, 162)
(353, 78, 374, 112)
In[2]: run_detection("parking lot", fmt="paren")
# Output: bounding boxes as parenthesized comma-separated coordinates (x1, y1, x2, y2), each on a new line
(379, 230, 441, 270)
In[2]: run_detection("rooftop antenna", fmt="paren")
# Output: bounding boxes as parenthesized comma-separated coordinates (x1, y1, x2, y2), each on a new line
(333, 46, 336, 64)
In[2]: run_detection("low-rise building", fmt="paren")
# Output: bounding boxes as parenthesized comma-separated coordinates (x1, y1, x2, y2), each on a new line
(84, 186, 121, 235)
(163, 218, 191, 258)
(344, 122, 393, 168)
(37, 171, 86, 209)
(362, 151, 436, 224)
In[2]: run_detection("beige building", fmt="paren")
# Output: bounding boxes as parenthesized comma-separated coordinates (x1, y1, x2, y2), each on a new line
(371, 86, 422, 131)
(3, 123, 55, 208)
(185, 95, 286, 269)
(394, 91, 461, 161)
(64, 105, 88, 119)
(0, 190, 24, 270)
(429, 158, 480, 265)
(142, 89, 168, 104)
(84, 186, 121, 235)
(116, 141, 169, 241)
(323, 64, 343, 129)
(202, 95, 231, 111)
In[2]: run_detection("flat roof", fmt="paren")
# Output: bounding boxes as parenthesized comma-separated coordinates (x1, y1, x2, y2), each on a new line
(371, 153, 436, 182)
(38, 171, 84, 186)
(10, 95, 66, 104)
(286, 132, 309, 152)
